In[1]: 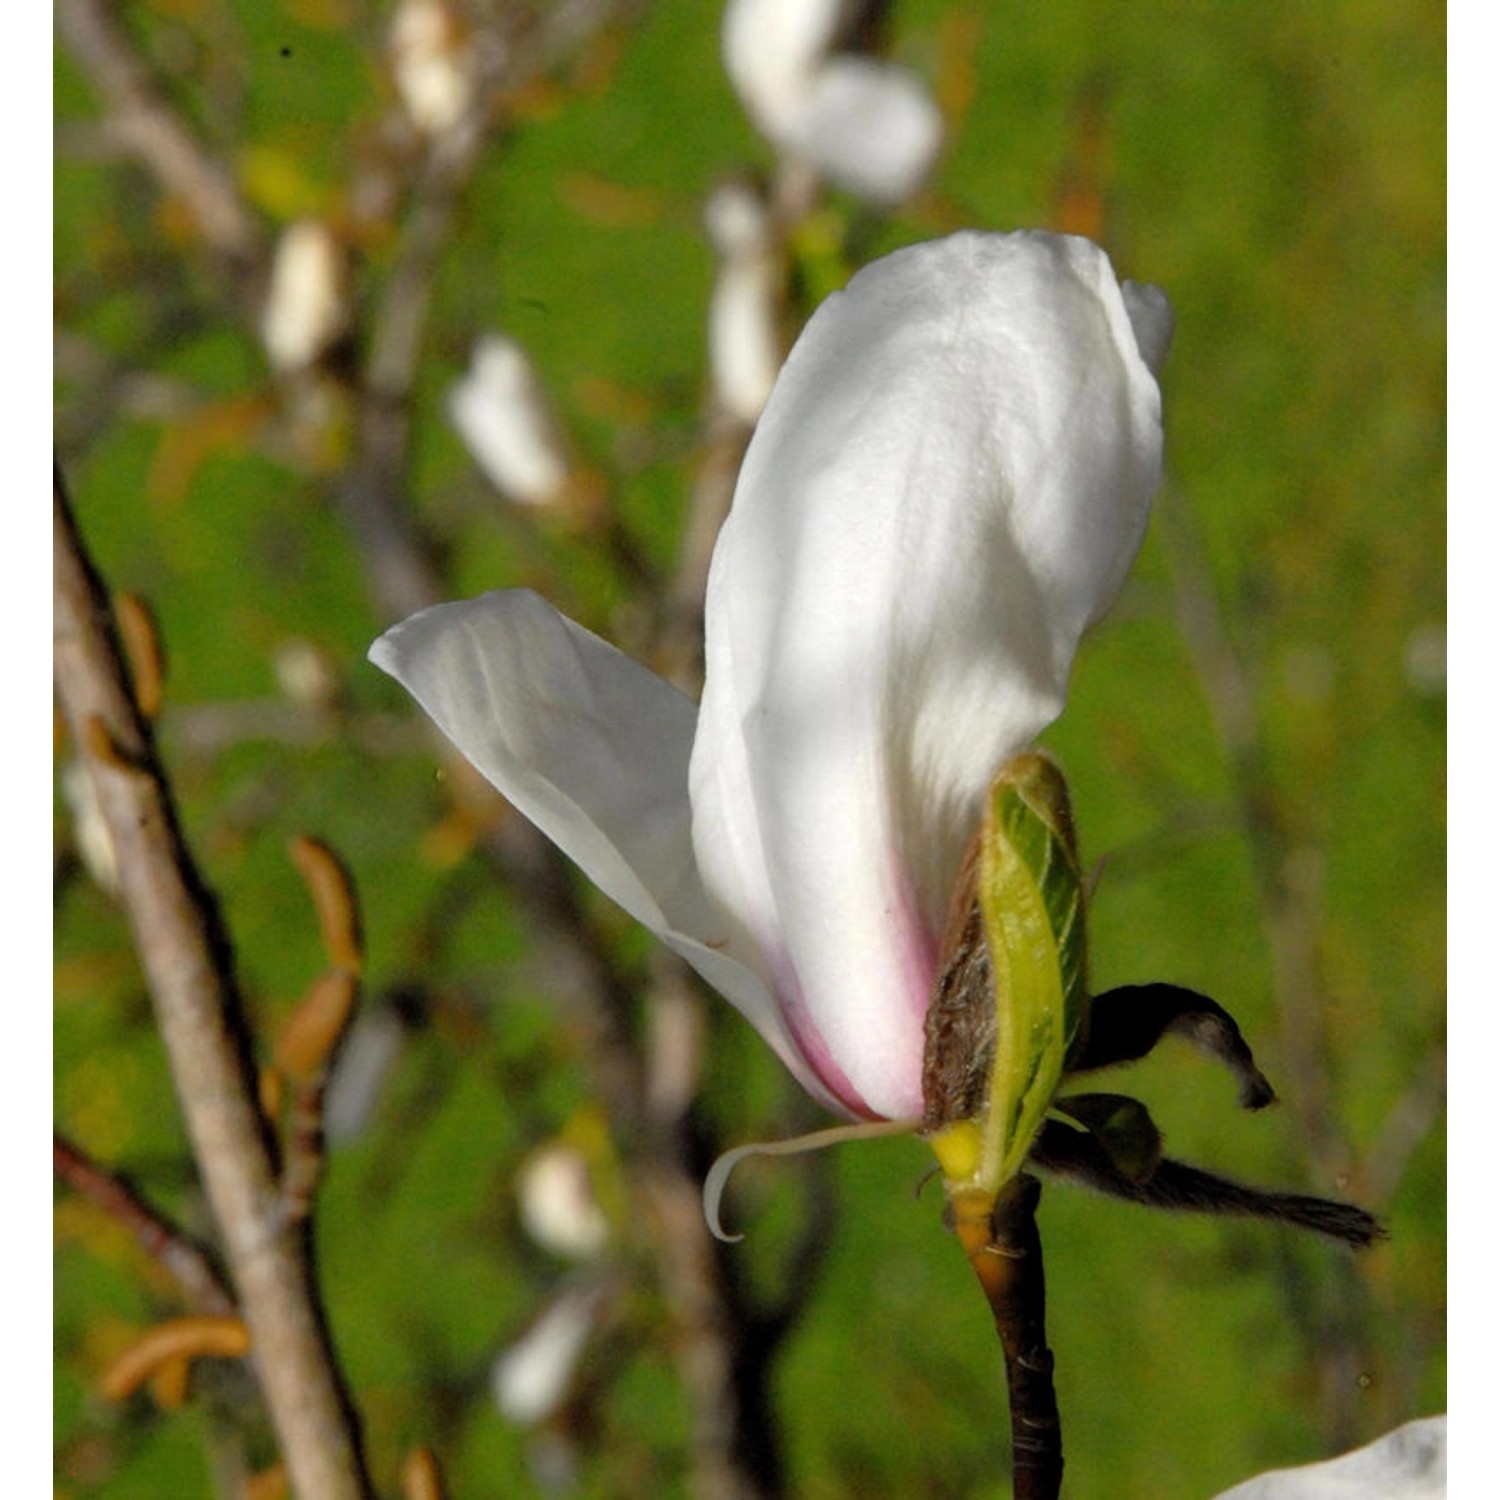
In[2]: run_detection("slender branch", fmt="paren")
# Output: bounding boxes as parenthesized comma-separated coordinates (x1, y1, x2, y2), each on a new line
(53, 466, 374, 1500)
(56, 0, 264, 274)
(53, 1131, 236, 1317)
(951, 1177, 1062, 1500)
(1158, 484, 1373, 1443)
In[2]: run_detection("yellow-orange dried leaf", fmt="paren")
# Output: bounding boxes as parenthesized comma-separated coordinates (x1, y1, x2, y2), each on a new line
(259, 1065, 285, 1124)
(100, 1316, 250, 1402)
(401, 1446, 448, 1500)
(115, 593, 166, 721)
(245, 1463, 290, 1500)
(274, 971, 358, 1083)
(149, 1355, 191, 1410)
(289, 836, 363, 974)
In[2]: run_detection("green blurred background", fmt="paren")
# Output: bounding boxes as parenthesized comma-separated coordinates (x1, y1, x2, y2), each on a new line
(54, 1, 1444, 1496)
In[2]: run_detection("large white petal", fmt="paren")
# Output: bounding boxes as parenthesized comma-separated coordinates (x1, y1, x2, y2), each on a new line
(690, 231, 1168, 1122)
(369, 590, 851, 1114)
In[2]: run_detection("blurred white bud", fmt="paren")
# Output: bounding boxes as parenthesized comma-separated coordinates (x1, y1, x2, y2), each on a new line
(447, 336, 572, 506)
(722, 0, 846, 138)
(492, 1284, 605, 1426)
(323, 1008, 408, 1144)
(785, 56, 943, 206)
(261, 221, 348, 375)
(721, 0, 941, 204)
(390, 0, 477, 137)
(1403, 622, 1445, 696)
(61, 760, 118, 897)
(272, 637, 341, 711)
(517, 1143, 610, 1259)
(705, 182, 782, 422)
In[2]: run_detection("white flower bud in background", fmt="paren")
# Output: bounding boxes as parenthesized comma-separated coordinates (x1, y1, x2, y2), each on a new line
(260, 220, 349, 375)
(1403, 622, 1445, 696)
(389, 0, 477, 138)
(447, 335, 573, 506)
(705, 181, 782, 423)
(783, 55, 942, 206)
(491, 1283, 606, 1426)
(272, 637, 341, 712)
(516, 1142, 610, 1260)
(721, 0, 942, 204)
(323, 1008, 408, 1144)
(61, 760, 119, 897)
(722, 0, 845, 139)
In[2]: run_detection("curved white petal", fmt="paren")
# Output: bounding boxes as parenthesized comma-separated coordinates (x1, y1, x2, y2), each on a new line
(369, 590, 850, 1114)
(690, 231, 1168, 1121)
(787, 57, 942, 204)
(1211, 1416, 1446, 1499)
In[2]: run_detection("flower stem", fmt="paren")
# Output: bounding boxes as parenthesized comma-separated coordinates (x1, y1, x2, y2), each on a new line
(952, 1173, 1062, 1500)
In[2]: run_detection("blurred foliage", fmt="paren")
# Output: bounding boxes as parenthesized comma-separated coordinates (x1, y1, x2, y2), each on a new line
(55, 1, 1443, 1497)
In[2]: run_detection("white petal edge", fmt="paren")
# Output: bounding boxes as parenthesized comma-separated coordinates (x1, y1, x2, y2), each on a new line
(370, 589, 853, 1116)
(1210, 1416, 1446, 1499)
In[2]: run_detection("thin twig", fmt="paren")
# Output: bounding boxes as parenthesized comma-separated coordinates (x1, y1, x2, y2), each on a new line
(53, 1131, 236, 1317)
(56, 0, 264, 275)
(53, 466, 374, 1500)
(1158, 482, 1373, 1444)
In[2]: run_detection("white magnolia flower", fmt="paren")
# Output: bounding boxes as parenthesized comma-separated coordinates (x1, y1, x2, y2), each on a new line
(1212, 1416, 1446, 1499)
(722, 0, 942, 204)
(372, 230, 1169, 1125)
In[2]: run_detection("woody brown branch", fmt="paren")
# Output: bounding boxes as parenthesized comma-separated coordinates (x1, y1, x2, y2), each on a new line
(953, 1176, 1063, 1500)
(53, 468, 374, 1500)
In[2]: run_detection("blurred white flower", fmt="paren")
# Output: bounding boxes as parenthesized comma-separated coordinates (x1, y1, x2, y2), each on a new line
(722, 0, 941, 204)
(1212, 1416, 1446, 1499)
(517, 1143, 610, 1260)
(491, 1283, 605, 1426)
(447, 335, 573, 506)
(260, 221, 349, 374)
(390, 0, 477, 137)
(705, 181, 782, 422)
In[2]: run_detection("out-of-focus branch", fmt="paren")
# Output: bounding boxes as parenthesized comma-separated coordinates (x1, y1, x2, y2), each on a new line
(56, 0, 264, 275)
(53, 1131, 236, 1317)
(53, 466, 373, 1500)
(1159, 485, 1345, 1177)
(1158, 482, 1371, 1444)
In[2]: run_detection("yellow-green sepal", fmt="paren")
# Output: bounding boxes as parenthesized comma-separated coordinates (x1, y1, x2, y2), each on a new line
(978, 754, 1089, 1187)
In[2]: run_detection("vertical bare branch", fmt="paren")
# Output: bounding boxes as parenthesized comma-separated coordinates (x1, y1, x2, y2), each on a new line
(56, 0, 264, 275)
(53, 467, 374, 1500)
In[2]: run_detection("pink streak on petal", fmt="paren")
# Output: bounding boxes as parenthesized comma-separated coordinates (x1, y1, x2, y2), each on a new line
(762, 949, 879, 1121)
